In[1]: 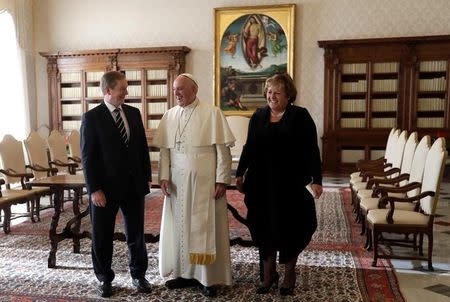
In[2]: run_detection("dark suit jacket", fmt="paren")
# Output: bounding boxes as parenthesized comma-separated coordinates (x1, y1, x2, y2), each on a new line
(80, 102, 151, 201)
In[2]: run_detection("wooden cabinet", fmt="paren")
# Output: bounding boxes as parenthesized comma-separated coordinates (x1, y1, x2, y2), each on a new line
(40, 46, 191, 147)
(318, 35, 450, 173)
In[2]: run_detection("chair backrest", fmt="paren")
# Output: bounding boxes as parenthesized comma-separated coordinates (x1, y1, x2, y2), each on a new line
(390, 130, 407, 170)
(407, 135, 431, 197)
(225, 115, 250, 160)
(398, 132, 418, 185)
(23, 131, 52, 179)
(0, 135, 27, 184)
(47, 130, 69, 163)
(420, 137, 448, 215)
(67, 130, 81, 159)
(385, 128, 400, 164)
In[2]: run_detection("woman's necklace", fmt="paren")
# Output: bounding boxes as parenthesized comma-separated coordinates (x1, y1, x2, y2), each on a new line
(175, 103, 198, 150)
(270, 109, 285, 118)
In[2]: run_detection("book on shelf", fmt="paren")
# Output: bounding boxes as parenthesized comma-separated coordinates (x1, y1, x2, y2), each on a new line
(86, 86, 102, 98)
(371, 98, 397, 112)
(61, 72, 81, 83)
(62, 104, 82, 116)
(373, 62, 399, 73)
(417, 98, 446, 111)
(341, 99, 366, 112)
(341, 149, 365, 163)
(85, 71, 104, 82)
(147, 84, 167, 97)
(124, 70, 141, 81)
(417, 117, 445, 128)
(340, 118, 366, 128)
(127, 85, 142, 97)
(87, 103, 100, 110)
(61, 87, 82, 99)
(147, 102, 167, 114)
(418, 77, 446, 92)
(341, 80, 367, 93)
(126, 102, 143, 111)
(342, 63, 366, 74)
(370, 149, 385, 160)
(371, 118, 396, 128)
(372, 79, 398, 92)
(419, 61, 447, 72)
(146, 69, 167, 80)
(62, 120, 81, 131)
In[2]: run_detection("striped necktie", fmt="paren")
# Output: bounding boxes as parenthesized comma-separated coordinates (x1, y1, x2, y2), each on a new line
(113, 108, 129, 147)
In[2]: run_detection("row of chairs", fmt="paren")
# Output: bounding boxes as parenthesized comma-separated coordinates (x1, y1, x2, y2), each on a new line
(349, 128, 448, 270)
(0, 130, 81, 233)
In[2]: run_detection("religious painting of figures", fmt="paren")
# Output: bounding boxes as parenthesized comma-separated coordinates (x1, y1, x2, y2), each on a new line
(214, 4, 295, 116)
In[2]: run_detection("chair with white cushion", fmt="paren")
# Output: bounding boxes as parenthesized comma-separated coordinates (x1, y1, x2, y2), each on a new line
(47, 130, 79, 175)
(366, 137, 447, 270)
(225, 115, 249, 170)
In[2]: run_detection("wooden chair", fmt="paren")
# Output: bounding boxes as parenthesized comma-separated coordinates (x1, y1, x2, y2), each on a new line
(23, 131, 58, 179)
(225, 115, 249, 170)
(366, 137, 448, 270)
(351, 130, 407, 213)
(47, 130, 79, 175)
(0, 135, 51, 228)
(358, 133, 427, 235)
(350, 128, 399, 183)
(67, 130, 82, 165)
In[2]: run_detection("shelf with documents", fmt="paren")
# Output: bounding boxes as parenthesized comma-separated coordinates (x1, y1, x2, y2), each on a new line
(40, 46, 190, 145)
(319, 35, 450, 172)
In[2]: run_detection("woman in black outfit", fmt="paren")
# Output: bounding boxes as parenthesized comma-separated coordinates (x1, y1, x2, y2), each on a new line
(235, 73, 323, 296)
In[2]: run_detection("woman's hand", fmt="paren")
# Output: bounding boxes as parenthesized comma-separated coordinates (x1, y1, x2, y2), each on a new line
(160, 179, 171, 196)
(236, 176, 244, 193)
(311, 184, 323, 199)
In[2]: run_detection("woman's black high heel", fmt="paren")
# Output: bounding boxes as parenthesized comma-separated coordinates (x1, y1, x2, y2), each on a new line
(256, 272, 279, 294)
(279, 286, 294, 296)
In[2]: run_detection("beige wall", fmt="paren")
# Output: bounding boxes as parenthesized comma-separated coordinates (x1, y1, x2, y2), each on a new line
(34, 0, 450, 140)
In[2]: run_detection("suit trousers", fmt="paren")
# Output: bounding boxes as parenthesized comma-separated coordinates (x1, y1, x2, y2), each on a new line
(90, 182, 148, 283)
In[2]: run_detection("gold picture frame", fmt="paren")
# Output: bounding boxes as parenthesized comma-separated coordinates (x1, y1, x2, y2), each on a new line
(214, 4, 295, 116)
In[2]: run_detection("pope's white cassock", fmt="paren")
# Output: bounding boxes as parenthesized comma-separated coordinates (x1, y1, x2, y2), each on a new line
(153, 98, 236, 286)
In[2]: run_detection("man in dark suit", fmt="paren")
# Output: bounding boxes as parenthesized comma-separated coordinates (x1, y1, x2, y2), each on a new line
(80, 71, 152, 298)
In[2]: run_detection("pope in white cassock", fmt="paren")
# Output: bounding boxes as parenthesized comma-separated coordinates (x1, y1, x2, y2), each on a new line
(153, 73, 236, 297)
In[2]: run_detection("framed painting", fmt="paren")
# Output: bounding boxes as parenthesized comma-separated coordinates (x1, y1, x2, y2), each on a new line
(214, 4, 295, 116)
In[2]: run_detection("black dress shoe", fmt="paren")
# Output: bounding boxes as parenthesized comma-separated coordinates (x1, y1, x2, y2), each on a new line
(279, 286, 295, 296)
(97, 282, 112, 298)
(132, 277, 152, 293)
(201, 285, 217, 297)
(165, 277, 200, 289)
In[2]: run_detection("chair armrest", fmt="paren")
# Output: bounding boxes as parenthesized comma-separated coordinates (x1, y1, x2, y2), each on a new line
(374, 181, 421, 197)
(384, 191, 435, 223)
(26, 164, 58, 176)
(357, 157, 385, 169)
(49, 160, 79, 175)
(0, 168, 34, 189)
(68, 156, 81, 163)
(367, 173, 409, 188)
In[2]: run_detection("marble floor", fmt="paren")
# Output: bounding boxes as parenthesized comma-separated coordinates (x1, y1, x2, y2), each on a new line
(324, 175, 450, 302)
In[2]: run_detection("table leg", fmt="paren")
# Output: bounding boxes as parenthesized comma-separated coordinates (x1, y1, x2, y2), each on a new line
(48, 188, 63, 268)
(72, 188, 81, 253)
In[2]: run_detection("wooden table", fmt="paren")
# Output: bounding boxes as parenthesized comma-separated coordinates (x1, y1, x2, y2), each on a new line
(30, 174, 88, 268)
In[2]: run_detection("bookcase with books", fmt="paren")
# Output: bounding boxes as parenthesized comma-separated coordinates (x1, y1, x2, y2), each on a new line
(318, 35, 450, 173)
(40, 46, 190, 149)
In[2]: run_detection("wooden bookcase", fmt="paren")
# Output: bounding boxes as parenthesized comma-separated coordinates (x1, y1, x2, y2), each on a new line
(318, 35, 450, 173)
(40, 46, 191, 151)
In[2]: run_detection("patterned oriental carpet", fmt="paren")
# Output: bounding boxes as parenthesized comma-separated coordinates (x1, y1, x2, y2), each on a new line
(0, 188, 405, 302)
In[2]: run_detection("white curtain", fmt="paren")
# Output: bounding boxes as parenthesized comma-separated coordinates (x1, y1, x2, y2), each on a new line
(0, 9, 30, 140)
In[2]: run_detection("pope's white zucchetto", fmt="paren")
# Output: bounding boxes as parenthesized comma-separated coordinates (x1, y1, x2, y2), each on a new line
(179, 73, 198, 87)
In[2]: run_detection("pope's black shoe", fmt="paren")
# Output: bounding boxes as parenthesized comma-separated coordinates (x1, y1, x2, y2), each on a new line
(132, 277, 152, 293)
(97, 282, 113, 298)
(165, 277, 200, 289)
